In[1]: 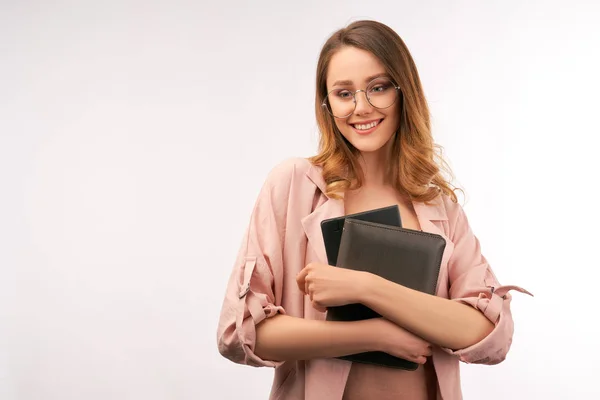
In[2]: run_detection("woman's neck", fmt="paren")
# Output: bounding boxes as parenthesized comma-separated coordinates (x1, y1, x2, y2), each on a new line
(357, 140, 394, 187)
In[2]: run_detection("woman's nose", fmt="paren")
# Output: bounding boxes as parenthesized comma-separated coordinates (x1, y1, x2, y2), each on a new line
(353, 90, 373, 115)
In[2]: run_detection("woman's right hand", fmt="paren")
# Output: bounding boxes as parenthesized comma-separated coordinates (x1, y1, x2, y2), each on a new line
(369, 318, 433, 364)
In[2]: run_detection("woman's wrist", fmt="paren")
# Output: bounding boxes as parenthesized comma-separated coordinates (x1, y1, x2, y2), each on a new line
(355, 271, 380, 305)
(350, 317, 386, 353)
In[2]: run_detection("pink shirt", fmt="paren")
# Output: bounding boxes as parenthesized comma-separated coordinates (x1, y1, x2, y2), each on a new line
(217, 158, 532, 400)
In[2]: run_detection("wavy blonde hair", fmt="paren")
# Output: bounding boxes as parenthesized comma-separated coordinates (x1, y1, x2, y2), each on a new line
(309, 20, 460, 204)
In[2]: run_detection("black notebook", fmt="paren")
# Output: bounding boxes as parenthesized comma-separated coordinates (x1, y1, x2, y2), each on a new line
(326, 218, 446, 370)
(320, 205, 401, 266)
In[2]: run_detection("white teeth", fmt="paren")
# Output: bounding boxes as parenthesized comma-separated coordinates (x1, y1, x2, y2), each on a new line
(354, 120, 379, 130)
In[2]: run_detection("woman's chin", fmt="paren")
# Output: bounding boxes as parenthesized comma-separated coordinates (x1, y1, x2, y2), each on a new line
(353, 144, 383, 154)
(348, 137, 390, 154)
(341, 127, 396, 154)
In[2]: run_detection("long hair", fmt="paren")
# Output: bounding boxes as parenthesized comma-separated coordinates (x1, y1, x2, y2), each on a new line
(309, 20, 459, 204)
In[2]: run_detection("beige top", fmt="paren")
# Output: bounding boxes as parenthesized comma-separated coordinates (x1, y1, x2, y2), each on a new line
(342, 359, 438, 400)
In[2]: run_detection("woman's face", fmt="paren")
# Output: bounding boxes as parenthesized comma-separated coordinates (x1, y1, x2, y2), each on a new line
(325, 46, 401, 155)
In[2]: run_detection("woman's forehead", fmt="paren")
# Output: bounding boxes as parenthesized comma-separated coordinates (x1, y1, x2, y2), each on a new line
(326, 47, 387, 87)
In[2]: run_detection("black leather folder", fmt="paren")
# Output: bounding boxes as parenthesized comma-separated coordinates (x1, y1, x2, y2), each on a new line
(326, 218, 446, 370)
(320, 205, 401, 266)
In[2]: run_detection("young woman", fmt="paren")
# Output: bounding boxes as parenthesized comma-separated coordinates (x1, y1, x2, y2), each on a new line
(217, 20, 531, 400)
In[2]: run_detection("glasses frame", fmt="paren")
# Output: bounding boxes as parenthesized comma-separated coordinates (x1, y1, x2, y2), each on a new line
(322, 77, 402, 119)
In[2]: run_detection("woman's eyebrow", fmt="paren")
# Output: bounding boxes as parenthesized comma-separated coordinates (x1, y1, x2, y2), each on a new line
(331, 73, 389, 87)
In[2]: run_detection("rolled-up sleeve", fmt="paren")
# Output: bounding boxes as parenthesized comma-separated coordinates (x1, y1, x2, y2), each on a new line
(442, 202, 532, 365)
(216, 175, 287, 368)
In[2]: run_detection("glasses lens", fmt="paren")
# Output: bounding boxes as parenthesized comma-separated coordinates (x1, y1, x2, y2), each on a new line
(323, 88, 355, 118)
(366, 78, 399, 109)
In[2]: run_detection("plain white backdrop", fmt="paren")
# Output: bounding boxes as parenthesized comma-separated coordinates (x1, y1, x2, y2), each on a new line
(1, 1, 599, 399)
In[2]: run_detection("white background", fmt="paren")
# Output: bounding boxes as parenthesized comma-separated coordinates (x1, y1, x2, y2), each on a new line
(1, 1, 599, 399)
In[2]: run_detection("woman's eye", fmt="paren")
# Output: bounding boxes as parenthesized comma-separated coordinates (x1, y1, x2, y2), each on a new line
(336, 91, 352, 99)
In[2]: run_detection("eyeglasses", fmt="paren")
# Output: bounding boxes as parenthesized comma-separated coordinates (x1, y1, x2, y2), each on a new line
(322, 77, 401, 118)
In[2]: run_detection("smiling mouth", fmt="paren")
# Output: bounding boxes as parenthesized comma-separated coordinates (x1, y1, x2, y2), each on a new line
(351, 119, 383, 131)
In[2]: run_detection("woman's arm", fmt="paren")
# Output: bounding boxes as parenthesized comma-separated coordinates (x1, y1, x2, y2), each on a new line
(296, 262, 493, 351)
(255, 313, 432, 364)
(359, 274, 494, 350)
(255, 314, 373, 361)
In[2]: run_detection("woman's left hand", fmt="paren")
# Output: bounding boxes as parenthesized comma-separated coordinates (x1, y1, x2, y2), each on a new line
(296, 262, 370, 312)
